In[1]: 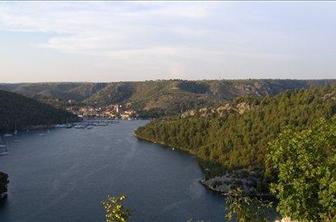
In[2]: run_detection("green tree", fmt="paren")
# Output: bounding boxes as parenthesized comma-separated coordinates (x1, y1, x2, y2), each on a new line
(102, 194, 131, 222)
(225, 188, 273, 222)
(268, 118, 336, 222)
(318, 155, 336, 221)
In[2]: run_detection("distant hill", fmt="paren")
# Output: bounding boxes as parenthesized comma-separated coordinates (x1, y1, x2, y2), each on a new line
(0, 90, 78, 133)
(1, 79, 335, 116)
(0, 82, 108, 101)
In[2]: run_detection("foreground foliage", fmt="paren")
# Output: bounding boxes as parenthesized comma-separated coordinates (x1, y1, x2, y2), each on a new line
(102, 194, 131, 222)
(268, 117, 336, 222)
(225, 188, 273, 222)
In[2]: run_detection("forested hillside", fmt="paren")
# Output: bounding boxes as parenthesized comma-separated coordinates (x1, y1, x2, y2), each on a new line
(0, 90, 78, 133)
(135, 85, 336, 178)
(1, 79, 334, 116)
(0, 82, 107, 101)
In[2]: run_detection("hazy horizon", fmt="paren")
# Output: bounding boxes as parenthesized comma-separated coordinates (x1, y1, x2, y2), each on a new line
(1, 1, 336, 82)
(2, 77, 336, 84)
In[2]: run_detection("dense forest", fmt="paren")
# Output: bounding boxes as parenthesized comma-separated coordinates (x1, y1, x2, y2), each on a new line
(135, 85, 336, 180)
(0, 90, 78, 133)
(1, 79, 335, 117)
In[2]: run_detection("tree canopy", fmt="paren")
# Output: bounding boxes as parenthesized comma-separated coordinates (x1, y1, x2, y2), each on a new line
(102, 194, 131, 222)
(135, 85, 336, 181)
(0, 90, 78, 133)
(268, 117, 336, 222)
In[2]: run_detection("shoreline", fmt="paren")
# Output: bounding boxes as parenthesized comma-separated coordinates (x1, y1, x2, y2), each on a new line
(134, 132, 272, 198)
(1, 124, 62, 135)
(134, 133, 197, 155)
(0, 119, 82, 135)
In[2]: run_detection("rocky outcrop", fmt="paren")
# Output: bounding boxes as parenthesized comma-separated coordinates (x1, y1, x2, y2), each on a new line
(274, 217, 297, 222)
(181, 101, 253, 118)
(0, 171, 9, 200)
(200, 169, 268, 197)
(236, 102, 251, 114)
(321, 92, 336, 101)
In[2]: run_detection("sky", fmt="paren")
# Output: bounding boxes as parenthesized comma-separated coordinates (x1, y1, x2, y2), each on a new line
(0, 1, 335, 83)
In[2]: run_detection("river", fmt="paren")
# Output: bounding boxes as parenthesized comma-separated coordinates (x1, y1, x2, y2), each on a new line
(0, 120, 225, 222)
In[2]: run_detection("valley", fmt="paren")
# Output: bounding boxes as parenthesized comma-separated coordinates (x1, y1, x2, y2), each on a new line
(1, 79, 334, 118)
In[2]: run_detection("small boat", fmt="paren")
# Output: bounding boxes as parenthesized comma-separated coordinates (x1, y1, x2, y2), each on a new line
(66, 124, 73, 129)
(74, 125, 85, 129)
(0, 144, 8, 156)
(0, 151, 8, 156)
(94, 122, 108, 127)
(14, 122, 18, 135)
(55, 124, 66, 128)
(3, 134, 13, 137)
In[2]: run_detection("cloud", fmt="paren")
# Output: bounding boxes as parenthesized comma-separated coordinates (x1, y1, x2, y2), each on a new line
(0, 1, 335, 81)
(0, 2, 215, 56)
(0, 2, 300, 59)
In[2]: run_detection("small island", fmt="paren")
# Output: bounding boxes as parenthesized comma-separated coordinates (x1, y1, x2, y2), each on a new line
(0, 171, 8, 201)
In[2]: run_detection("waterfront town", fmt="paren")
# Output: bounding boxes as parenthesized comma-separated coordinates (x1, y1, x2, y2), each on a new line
(66, 103, 137, 120)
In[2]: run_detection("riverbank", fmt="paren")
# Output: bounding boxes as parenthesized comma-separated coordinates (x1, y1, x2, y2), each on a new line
(200, 171, 272, 198)
(134, 133, 198, 155)
(134, 132, 271, 197)
(1, 120, 81, 135)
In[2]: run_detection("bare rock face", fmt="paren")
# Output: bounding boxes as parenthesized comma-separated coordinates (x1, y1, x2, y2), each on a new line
(274, 217, 297, 222)
(236, 102, 251, 114)
(0, 171, 9, 200)
(321, 92, 336, 101)
(181, 110, 197, 118)
(181, 101, 253, 118)
(200, 169, 266, 196)
(201, 175, 257, 195)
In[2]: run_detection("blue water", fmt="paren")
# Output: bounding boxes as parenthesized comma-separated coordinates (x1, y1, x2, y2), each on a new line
(0, 120, 225, 222)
